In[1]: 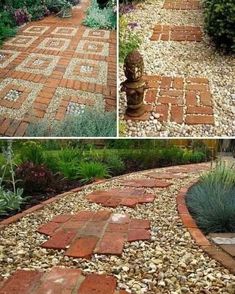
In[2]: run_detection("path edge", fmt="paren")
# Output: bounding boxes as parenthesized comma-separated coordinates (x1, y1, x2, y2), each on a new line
(177, 180, 235, 274)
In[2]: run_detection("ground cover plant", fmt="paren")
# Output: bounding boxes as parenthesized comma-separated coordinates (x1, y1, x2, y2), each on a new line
(26, 103, 117, 137)
(0, 139, 211, 219)
(186, 162, 235, 234)
(203, 0, 235, 53)
(83, 0, 116, 30)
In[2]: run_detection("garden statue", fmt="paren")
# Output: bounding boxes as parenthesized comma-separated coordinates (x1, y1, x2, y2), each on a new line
(121, 50, 148, 117)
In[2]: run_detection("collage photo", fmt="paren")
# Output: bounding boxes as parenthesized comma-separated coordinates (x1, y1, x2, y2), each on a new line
(0, 0, 234, 293)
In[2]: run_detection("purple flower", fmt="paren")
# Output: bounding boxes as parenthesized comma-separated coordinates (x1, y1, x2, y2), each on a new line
(128, 22, 138, 29)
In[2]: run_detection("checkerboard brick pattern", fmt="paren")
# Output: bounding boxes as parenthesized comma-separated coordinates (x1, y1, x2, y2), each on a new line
(0, 267, 129, 294)
(163, 0, 201, 10)
(0, 0, 116, 136)
(121, 178, 172, 188)
(151, 25, 202, 42)
(86, 188, 155, 207)
(37, 211, 151, 258)
(143, 75, 214, 125)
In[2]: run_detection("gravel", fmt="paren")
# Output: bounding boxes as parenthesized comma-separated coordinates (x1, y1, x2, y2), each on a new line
(119, 0, 235, 137)
(0, 163, 235, 293)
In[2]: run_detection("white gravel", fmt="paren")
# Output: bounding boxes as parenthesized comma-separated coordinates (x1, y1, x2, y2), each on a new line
(119, 0, 235, 137)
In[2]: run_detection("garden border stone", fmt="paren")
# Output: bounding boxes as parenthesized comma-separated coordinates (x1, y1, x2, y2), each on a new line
(176, 180, 235, 274)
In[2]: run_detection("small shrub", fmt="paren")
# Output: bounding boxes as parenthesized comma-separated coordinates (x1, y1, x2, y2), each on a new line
(77, 162, 110, 183)
(119, 15, 141, 62)
(15, 162, 53, 193)
(0, 11, 17, 44)
(28, 5, 50, 21)
(186, 182, 235, 233)
(26, 103, 116, 137)
(203, 0, 235, 52)
(13, 8, 31, 25)
(19, 141, 45, 165)
(0, 187, 25, 215)
(200, 162, 235, 188)
(102, 152, 125, 175)
(83, 0, 116, 30)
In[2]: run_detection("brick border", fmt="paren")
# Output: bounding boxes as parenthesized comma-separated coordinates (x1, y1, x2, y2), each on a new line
(177, 181, 235, 274)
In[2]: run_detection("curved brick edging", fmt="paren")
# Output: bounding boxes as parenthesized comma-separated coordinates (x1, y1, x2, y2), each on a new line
(177, 181, 235, 274)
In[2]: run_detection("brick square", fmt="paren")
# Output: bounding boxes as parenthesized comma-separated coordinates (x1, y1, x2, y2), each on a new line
(5, 35, 38, 47)
(37, 211, 151, 258)
(142, 75, 214, 125)
(23, 25, 50, 35)
(51, 26, 78, 37)
(37, 37, 70, 51)
(83, 29, 110, 40)
(76, 40, 109, 56)
(0, 50, 20, 68)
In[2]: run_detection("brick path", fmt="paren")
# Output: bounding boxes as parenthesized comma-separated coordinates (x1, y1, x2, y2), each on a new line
(151, 25, 202, 42)
(0, 267, 128, 294)
(87, 188, 155, 207)
(37, 211, 151, 258)
(120, 178, 172, 188)
(141, 76, 214, 124)
(0, 0, 116, 136)
(163, 0, 201, 10)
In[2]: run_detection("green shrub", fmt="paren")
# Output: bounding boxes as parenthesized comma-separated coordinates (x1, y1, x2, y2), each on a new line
(77, 161, 110, 183)
(26, 103, 116, 137)
(203, 0, 235, 52)
(102, 152, 125, 175)
(83, 0, 116, 29)
(186, 182, 235, 233)
(0, 11, 17, 45)
(19, 141, 45, 165)
(119, 15, 141, 62)
(28, 5, 49, 20)
(200, 162, 235, 188)
(0, 187, 25, 215)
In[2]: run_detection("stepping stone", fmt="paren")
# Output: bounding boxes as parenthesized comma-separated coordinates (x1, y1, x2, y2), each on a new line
(163, 0, 201, 10)
(0, 267, 129, 294)
(37, 211, 151, 258)
(147, 172, 188, 179)
(151, 25, 203, 42)
(86, 188, 155, 207)
(142, 75, 214, 125)
(121, 179, 172, 188)
(209, 233, 235, 258)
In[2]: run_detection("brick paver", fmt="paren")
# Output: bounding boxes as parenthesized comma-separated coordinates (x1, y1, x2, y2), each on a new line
(121, 178, 172, 188)
(151, 25, 202, 42)
(0, 267, 128, 294)
(143, 75, 214, 125)
(163, 0, 201, 10)
(86, 188, 155, 207)
(37, 211, 151, 258)
(0, 1, 116, 136)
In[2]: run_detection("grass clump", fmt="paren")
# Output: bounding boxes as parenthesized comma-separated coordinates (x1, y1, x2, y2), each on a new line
(77, 161, 110, 183)
(186, 162, 235, 234)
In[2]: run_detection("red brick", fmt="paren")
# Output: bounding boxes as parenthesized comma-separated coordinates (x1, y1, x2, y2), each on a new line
(71, 211, 95, 221)
(185, 115, 214, 125)
(185, 91, 197, 106)
(187, 106, 213, 115)
(138, 194, 155, 203)
(62, 221, 86, 230)
(155, 105, 169, 121)
(78, 274, 117, 294)
(220, 245, 235, 257)
(177, 203, 189, 214)
(95, 232, 126, 255)
(91, 210, 112, 221)
(0, 270, 43, 294)
(106, 223, 129, 233)
(128, 229, 151, 242)
(129, 219, 150, 229)
(171, 105, 184, 123)
(41, 229, 77, 249)
(120, 197, 138, 207)
(37, 222, 61, 236)
(51, 214, 72, 223)
(180, 214, 197, 228)
(188, 228, 211, 246)
(81, 221, 106, 237)
(65, 236, 98, 259)
(145, 89, 157, 103)
(109, 214, 130, 224)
